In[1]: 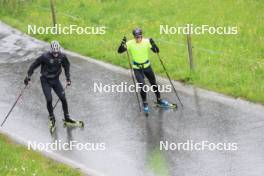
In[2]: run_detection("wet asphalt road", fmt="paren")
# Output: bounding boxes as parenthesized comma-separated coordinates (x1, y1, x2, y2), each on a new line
(0, 22, 264, 176)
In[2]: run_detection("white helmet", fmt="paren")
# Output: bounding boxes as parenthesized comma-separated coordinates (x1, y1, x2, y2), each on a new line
(50, 40, 61, 53)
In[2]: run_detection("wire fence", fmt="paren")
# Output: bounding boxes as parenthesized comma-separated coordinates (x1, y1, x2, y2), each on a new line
(1, 1, 242, 73)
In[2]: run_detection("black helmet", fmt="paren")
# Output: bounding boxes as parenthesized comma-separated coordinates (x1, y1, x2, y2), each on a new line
(132, 28, 142, 37)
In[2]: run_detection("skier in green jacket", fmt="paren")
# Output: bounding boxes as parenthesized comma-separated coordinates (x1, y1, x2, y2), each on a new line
(118, 28, 169, 113)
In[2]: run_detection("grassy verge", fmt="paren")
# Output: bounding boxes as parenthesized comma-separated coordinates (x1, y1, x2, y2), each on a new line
(0, 133, 82, 176)
(0, 0, 263, 103)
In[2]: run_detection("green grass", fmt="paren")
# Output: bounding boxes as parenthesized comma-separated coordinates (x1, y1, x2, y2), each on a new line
(0, 0, 263, 103)
(0, 133, 82, 176)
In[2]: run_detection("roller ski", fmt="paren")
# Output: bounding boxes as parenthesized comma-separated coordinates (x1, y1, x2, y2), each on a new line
(49, 116, 56, 134)
(63, 115, 84, 128)
(143, 102, 149, 116)
(154, 99, 177, 109)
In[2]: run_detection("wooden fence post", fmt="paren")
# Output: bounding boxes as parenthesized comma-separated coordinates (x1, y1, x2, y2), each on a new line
(50, 0, 57, 27)
(187, 33, 194, 71)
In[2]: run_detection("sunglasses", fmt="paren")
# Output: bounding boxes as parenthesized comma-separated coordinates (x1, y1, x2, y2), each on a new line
(135, 35, 142, 39)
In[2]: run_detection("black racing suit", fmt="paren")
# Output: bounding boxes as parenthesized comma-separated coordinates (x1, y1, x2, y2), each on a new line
(27, 52, 70, 118)
(118, 39, 161, 103)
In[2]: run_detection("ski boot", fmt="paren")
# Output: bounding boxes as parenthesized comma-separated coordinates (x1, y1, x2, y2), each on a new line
(49, 115, 56, 134)
(143, 102, 149, 116)
(158, 99, 169, 106)
(156, 99, 177, 109)
(63, 114, 84, 128)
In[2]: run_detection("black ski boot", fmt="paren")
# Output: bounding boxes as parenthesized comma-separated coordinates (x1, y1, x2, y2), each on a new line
(49, 115, 56, 134)
(63, 114, 84, 127)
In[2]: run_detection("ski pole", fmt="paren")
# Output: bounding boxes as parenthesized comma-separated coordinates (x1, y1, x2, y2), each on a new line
(156, 53, 184, 108)
(124, 36, 141, 112)
(53, 84, 68, 110)
(1, 85, 28, 127)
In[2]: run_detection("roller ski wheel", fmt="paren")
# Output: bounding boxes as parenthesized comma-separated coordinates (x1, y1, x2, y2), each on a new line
(155, 99, 178, 109)
(49, 117, 56, 134)
(63, 118, 84, 128)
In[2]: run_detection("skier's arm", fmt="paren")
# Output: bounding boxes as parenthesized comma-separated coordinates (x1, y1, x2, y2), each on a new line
(118, 36, 127, 53)
(62, 55, 71, 82)
(27, 55, 42, 77)
(149, 38, 159, 53)
(24, 55, 42, 85)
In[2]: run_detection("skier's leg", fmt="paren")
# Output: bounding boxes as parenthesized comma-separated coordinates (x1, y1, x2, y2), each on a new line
(52, 79, 69, 118)
(40, 77, 54, 117)
(144, 66, 161, 100)
(52, 79, 83, 126)
(134, 69, 149, 112)
(144, 66, 168, 105)
(134, 69, 147, 102)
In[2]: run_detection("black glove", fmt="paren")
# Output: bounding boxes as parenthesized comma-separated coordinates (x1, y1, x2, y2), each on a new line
(121, 36, 127, 45)
(118, 36, 127, 53)
(24, 76, 31, 85)
(149, 38, 159, 53)
(149, 38, 155, 46)
(66, 79, 71, 86)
